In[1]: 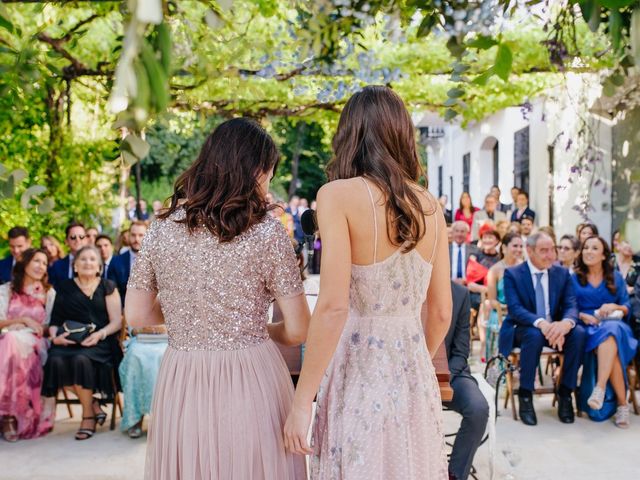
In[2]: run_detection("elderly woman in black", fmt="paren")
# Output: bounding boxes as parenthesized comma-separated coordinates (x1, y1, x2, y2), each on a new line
(41, 245, 122, 440)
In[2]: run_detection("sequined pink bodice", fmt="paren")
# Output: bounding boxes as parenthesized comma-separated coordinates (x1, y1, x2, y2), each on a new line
(128, 211, 303, 351)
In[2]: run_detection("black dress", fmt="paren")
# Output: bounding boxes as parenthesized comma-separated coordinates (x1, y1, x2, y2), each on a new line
(42, 278, 122, 398)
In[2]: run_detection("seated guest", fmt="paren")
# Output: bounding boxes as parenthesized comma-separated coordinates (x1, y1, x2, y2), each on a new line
(444, 282, 489, 480)
(109, 221, 147, 304)
(490, 185, 510, 213)
(113, 220, 167, 438)
(472, 194, 507, 241)
(0, 227, 32, 284)
(40, 235, 64, 267)
(454, 192, 479, 242)
(613, 240, 639, 296)
(572, 236, 637, 428)
(510, 191, 535, 223)
(520, 215, 535, 240)
(494, 219, 509, 240)
(42, 246, 123, 440)
(95, 235, 115, 280)
(469, 225, 501, 361)
(576, 222, 599, 245)
(86, 227, 99, 245)
(557, 235, 580, 273)
(0, 249, 56, 441)
(449, 221, 477, 286)
(499, 232, 585, 425)
(484, 232, 524, 360)
(48, 222, 88, 289)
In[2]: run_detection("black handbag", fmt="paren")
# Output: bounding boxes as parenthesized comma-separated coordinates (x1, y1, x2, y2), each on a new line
(62, 320, 96, 344)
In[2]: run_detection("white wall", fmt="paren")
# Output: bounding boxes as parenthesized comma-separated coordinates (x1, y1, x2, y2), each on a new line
(423, 74, 613, 239)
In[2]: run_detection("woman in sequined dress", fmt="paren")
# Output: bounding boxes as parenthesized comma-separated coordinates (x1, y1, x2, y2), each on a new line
(125, 118, 310, 480)
(284, 86, 452, 479)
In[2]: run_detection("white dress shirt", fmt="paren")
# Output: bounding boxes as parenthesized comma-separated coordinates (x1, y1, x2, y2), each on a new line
(528, 260, 575, 328)
(451, 243, 466, 280)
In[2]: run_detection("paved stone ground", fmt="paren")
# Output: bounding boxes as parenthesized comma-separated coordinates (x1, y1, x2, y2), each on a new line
(2, 348, 638, 479)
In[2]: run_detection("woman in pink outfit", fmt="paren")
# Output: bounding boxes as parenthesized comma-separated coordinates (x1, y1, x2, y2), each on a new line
(284, 86, 452, 479)
(125, 118, 310, 480)
(0, 248, 56, 441)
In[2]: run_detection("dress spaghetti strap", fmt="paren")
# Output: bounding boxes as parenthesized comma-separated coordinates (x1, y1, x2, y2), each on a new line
(360, 177, 378, 264)
(428, 205, 439, 264)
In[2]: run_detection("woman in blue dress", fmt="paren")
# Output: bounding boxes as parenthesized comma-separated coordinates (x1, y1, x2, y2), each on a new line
(572, 236, 637, 428)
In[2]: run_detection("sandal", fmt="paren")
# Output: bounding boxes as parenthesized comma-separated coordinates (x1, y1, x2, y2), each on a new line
(92, 399, 107, 426)
(2, 417, 18, 443)
(75, 416, 97, 441)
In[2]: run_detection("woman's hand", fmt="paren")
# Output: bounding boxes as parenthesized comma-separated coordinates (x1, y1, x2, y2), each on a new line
(283, 401, 313, 456)
(580, 313, 600, 326)
(21, 318, 44, 337)
(598, 303, 620, 318)
(52, 332, 75, 346)
(81, 331, 103, 347)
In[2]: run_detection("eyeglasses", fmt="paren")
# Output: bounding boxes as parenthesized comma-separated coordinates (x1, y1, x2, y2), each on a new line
(69, 235, 86, 241)
(557, 246, 573, 251)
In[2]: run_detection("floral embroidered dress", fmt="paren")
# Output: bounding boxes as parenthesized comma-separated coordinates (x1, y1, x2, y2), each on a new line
(0, 282, 56, 438)
(311, 179, 448, 480)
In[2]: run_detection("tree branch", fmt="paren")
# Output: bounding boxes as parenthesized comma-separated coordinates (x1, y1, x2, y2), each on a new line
(61, 14, 101, 42)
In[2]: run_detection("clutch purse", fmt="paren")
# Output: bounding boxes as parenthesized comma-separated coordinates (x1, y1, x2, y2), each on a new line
(62, 320, 96, 344)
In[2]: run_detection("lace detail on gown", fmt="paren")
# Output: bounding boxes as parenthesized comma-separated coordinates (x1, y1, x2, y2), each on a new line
(310, 178, 448, 479)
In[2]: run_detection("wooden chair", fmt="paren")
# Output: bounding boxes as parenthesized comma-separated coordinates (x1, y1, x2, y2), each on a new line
(503, 347, 564, 421)
(627, 358, 640, 415)
(55, 369, 123, 430)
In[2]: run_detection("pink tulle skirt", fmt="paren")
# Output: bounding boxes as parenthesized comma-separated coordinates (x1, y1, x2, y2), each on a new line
(145, 340, 306, 480)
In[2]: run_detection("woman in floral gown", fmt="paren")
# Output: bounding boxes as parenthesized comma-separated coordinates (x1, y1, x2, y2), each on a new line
(0, 248, 55, 441)
(285, 86, 452, 479)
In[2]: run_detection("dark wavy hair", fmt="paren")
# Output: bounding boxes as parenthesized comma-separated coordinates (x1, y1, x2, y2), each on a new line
(159, 118, 280, 242)
(326, 85, 435, 252)
(575, 236, 616, 295)
(11, 248, 51, 294)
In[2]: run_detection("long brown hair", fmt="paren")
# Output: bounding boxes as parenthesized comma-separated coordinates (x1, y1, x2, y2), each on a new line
(159, 118, 280, 242)
(575, 236, 616, 295)
(326, 85, 434, 252)
(11, 248, 51, 294)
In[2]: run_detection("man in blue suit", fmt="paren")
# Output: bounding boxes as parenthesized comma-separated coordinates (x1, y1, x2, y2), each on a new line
(108, 221, 147, 306)
(499, 232, 585, 425)
(0, 226, 32, 284)
(48, 222, 88, 289)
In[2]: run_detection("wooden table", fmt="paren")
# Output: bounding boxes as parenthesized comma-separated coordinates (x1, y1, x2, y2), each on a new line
(433, 344, 453, 402)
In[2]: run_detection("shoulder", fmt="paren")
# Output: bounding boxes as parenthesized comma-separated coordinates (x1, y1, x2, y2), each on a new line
(613, 270, 626, 285)
(505, 262, 526, 278)
(317, 179, 357, 203)
(101, 278, 117, 295)
(0, 256, 12, 266)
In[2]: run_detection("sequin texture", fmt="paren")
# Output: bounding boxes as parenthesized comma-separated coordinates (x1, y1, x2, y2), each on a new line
(127, 210, 303, 351)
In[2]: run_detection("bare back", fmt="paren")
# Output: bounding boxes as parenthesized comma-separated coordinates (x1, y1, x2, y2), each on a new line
(344, 177, 440, 266)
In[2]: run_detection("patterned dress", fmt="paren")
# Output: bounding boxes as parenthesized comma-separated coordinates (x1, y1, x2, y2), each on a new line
(311, 179, 448, 479)
(0, 282, 55, 439)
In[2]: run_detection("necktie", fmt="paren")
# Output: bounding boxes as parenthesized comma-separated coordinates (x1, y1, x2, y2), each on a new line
(457, 247, 463, 279)
(534, 272, 546, 319)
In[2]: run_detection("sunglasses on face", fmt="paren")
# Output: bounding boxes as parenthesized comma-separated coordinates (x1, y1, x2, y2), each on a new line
(69, 235, 86, 241)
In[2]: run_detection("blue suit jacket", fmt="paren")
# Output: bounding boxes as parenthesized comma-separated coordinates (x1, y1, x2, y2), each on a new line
(107, 251, 132, 306)
(510, 207, 536, 222)
(48, 256, 72, 290)
(0, 255, 14, 284)
(498, 262, 578, 356)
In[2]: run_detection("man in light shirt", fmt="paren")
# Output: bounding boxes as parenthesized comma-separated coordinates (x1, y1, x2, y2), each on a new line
(448, 221, 477, 285)
(498, 232, 585, 426)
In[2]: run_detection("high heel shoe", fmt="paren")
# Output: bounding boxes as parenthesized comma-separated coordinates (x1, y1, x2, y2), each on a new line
(75, 416, 97, 441)
(92, 399, 107, 426)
